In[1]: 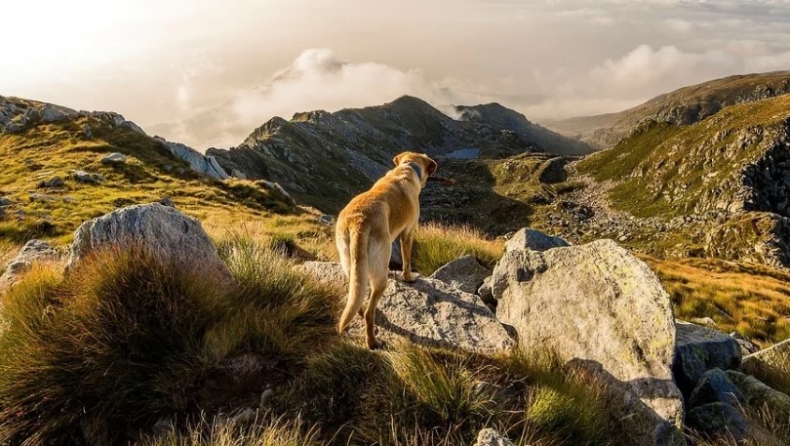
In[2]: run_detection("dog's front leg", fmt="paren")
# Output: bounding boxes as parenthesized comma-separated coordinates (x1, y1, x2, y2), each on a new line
(400, 229, 416, 282)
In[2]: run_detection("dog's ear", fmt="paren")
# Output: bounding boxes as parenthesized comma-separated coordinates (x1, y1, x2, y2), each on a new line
(426, 158, 438, 176)
(393, 153, 404, 166)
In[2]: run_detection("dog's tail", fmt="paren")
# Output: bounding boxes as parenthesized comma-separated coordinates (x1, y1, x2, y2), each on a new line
(338, 228, 368, 333)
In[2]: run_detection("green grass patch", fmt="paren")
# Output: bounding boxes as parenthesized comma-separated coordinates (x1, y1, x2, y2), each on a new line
(412, 223, 503, 275)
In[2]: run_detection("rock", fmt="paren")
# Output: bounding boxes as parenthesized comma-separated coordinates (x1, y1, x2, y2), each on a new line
(159, 197, 175, 208)
(0, 207, 4, 219)
(317, 214, 333, 225)
(37, 177, 64, 188)
(231, 169, 248, 179)
(101, 152, 127, 165)
(296, 261, 513, 354)
(504, 227, 570, 253)
(673, 321, 741, 397)
(688, 368, 745, 408)
(0, 240, 60, 293)
(66, 203, 229, 280)
(0, 197, 12, 207)
(477, 275, 494, 307)
(155, 137, 230, 180)
(429, 255, 491, 295)
(726, 370, 790, 421)
(686, 403, 750, 444)
(730, 332, 760, 356)
(742, 337, 789, 367)
(82, 123, 92, 138)
(491, 239, 683, 445)
(73, 170, 105, 184)
(29, 193, 57, 202)
(691, 316, 717, 327)
(473, 428, 515, 446)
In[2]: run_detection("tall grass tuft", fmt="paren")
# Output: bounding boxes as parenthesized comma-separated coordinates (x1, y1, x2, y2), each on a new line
(412, 223, 503, 275)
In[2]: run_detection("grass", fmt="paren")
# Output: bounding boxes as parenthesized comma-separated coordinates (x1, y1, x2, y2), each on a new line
(140, 415, 323, 446)
(643, 255, 790, 346)
(411, 222, 503, 275)
(742, 341, 790, 396)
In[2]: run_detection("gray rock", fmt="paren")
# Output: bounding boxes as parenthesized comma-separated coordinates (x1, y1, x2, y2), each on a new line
(726, 370, 790, 421)
(82, 123, 92, 138)
(296, 261, 513, 354)
(477, 275, 495, 307)
(101, 152, 127, 165)
(730, 332, 760, 356)
(29, 193, 57, 202)
(673, 321, 741, 397)
(231, 169, 248, 179)
(38, 177, 64, 188)
(66, 203, 230, 280)
(429, 255, 491, 295)
(0, 197, 13, 207)
(689, 368, 745, 408)
(473, 428, 514, 446)
(491, 239, 683, 445)
(73, 170, 105, 184)
(0, 240, 60, 293)
(743, 337, 789, 366)
(159, 197, 175, 208)
(317, 214, 334, 225)
(155, 137, 230, 180)
(504, 227, 570, 252)
(686, 403, 750, 444)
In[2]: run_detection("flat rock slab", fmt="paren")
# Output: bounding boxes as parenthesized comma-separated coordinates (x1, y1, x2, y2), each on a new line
(429, 255, 491, 295)
(296, 261, 514, 354)
(491, 239, 683, 445)
(504, 227, 570, 252)
(0, 240, 60, 294)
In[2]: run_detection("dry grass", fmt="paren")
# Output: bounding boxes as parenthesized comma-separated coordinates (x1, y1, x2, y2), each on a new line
(642, 256, 790, 346)
(412, 222, 504, 275)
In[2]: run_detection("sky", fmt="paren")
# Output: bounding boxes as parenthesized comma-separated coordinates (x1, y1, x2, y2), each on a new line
(3, 0, 790, 149)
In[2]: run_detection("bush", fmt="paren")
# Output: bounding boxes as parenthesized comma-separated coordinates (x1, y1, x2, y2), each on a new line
(0, 238, 341, 445)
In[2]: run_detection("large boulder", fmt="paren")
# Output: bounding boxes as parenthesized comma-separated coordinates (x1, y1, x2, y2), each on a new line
(0, 240, 60, 293)
(66, 203, 229, 278)
(154, 137, 230, 180)
(673, 321, 741, 397)
(429, 255, 491, 295)
(491, 239, 683, 445)
(504, 227, 569, 252)
(296, 261, 514, 354)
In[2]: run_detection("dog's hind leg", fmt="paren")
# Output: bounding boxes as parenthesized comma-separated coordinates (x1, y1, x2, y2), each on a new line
(364, 235, 390, 349)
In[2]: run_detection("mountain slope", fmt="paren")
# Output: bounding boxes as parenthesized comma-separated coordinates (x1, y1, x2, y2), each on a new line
(0, 96, 313, 246)
(545, 71, 790, 149)
(207, 96, 592, 212)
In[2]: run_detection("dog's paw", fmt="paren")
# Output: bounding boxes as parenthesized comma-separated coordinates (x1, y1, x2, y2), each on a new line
(367, 338, 386, 350)
(402, 273, 417, 283)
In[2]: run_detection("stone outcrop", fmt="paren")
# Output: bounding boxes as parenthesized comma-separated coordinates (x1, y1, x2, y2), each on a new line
(726, 370, 790, 421)
(101, 153, 127, 165)
(154, 137, 230, 180)
(0, 240, 60, 293)
(296, 261, 513, 354)
(504, 227, 570, 252)
(491, 239, 683, 445)
(67, 203, 229, 279)
(472, 428, 515, 446)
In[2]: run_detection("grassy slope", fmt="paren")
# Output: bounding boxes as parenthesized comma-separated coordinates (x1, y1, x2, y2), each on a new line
(0, 117, 332, 255)
(545, 71, 790, 149)
(577, 94, 790, 219)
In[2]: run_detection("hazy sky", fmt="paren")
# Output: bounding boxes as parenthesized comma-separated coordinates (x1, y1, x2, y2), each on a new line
(3, 0, 790, 149)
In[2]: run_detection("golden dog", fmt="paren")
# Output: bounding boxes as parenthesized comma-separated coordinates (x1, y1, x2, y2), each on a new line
(335, 151, 437, 349)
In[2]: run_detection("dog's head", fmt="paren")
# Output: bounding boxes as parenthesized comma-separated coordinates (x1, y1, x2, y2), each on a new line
(393, 151, 437, 186)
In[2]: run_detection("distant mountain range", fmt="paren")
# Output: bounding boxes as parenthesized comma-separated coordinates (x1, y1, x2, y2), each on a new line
(543, 70, 790, 149)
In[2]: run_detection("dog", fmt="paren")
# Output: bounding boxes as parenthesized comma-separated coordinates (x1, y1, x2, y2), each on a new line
(335, 151, 437, 349)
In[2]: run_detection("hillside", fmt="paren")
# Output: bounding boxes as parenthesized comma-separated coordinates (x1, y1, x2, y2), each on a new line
(0, 95, 324, 251)
(544, 71, 790, 149)
(206, 96, 592, 212)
